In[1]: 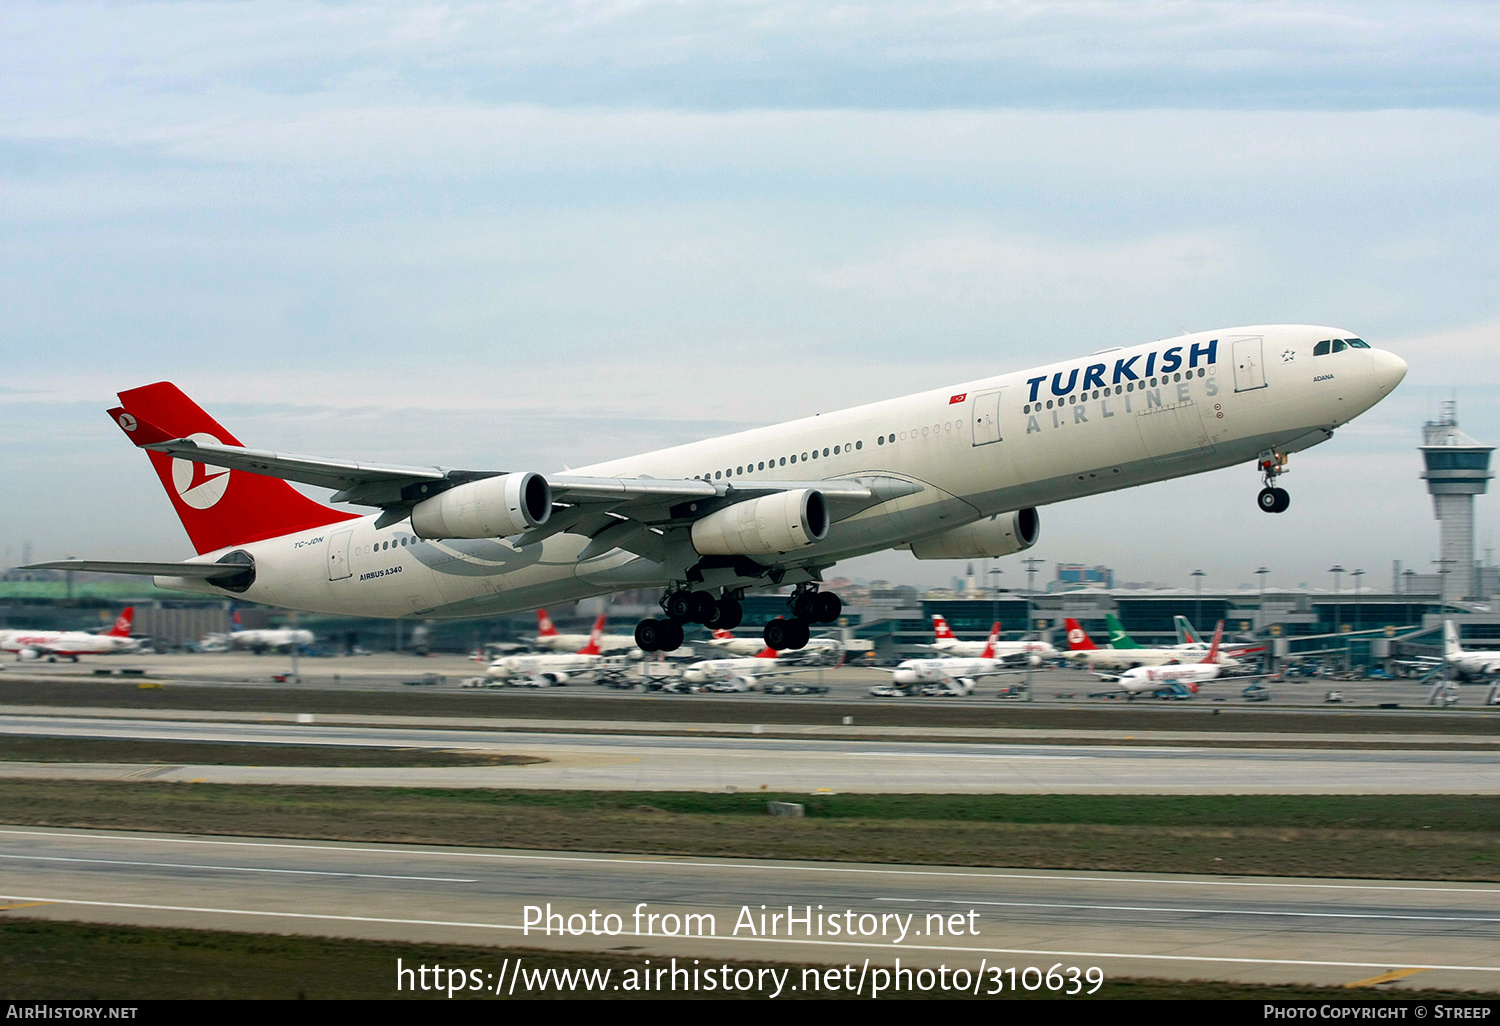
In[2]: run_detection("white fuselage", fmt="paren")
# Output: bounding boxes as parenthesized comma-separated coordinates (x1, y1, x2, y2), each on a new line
(151, 326, 1405, 619)
(534, 633, 639, 655)
(682, 655, 782, 683)
(892, 656, 1013, 685)
(487, 652, 605, 680)
(1, 631, 136, 658)
(933, 638, 1057, 662)
(1115, 662, 1220, 691)
(1069, 646, 1239, 670)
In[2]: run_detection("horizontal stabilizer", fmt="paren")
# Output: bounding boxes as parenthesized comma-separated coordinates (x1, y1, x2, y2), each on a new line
(21, 560, 250, 579)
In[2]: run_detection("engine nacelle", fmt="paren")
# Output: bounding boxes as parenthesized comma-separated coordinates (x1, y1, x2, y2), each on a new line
(536, 671, 569, 686)
(691, 489, 829, 556)
(411, 472, 552, 540)
(908, 508, 1039, 560)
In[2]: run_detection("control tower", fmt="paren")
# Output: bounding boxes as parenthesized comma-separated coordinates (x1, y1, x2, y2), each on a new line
(1420, 401, 1494, 602)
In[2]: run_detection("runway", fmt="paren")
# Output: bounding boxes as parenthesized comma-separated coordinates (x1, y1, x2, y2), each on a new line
(3, 713, 1500, 793)
(2, 826, 1496, 992)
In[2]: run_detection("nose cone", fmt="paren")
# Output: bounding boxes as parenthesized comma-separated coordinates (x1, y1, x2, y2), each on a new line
(1371, 349, 1408, 394)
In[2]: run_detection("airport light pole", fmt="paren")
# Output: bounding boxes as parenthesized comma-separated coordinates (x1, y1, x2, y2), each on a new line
(1022, 556, 1044, 703)
(1351, 569, 1364, 632)
(1191, 569, 1205, 635)
(1255, 567, 1270, 630)
(1328, 565, 1345, 668)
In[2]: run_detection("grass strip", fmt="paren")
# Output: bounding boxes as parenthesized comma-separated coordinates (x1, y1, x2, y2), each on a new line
(2, 782, 1499, 880)
(0, 736, 545, 768)
(0, 918, 1484, 1000)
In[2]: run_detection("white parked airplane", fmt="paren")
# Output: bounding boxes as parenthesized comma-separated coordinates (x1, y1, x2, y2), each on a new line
(706, 626, 842, 664)
(680, 644, 826, 690)
(1061, 617, 1194, 671)
(531, 609, 640, 655)
(1443, 621, 1500, 679)
(27, 327, 1405, 651)
(927, 613, 1058, 664)
(879, 622, 1026, 695)
(1095, 622, 1275, 697)
(201, 610, 314, 652)
(2, 607, 139, 661)
(487, 615, 609, 685)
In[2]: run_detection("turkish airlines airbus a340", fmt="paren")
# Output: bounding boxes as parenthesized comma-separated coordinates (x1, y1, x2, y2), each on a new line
(28, 326, 1405, 652)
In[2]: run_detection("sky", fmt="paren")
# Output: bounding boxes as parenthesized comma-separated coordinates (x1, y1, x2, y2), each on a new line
(2, 1, 1497, 594)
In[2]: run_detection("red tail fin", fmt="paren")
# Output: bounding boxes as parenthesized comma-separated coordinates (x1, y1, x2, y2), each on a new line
(109, 382, 358, 555)
(1064, 618, 1098, 650)
(106, 607, 133, 637)
(754, 647, 779, 659)
(1200, 621, 1225, 664)
(712, 629, 735, 639)
(537, 610, 558, 637)
(981, 621, 1001, 659)
(933, 615, 955, 639)
(577, 615, 605, 656)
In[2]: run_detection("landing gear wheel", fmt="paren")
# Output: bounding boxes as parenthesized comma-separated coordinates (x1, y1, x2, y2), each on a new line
(785, 618, 811, 650)
(656, 620, 684, 652)
(1257, 487, 1279, 513)
(812, 591, 842, 624)
(705, 598, 743, 631)
(688, 591, 717, 624)
(1272, 487, 1290, 513)
(635, 618, 664, 652)
(664, 591, 695, 622)
(791, 591, 819, 621)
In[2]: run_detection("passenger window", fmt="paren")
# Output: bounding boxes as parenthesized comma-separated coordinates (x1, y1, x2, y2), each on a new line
(1332, 339, 1347, 353)
(1313, 340, 1330, 356)
(758, 462, 765, 470)
(780, 457, 786, 466)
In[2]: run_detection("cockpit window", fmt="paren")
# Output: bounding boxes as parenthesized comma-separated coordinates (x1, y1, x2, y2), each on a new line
(1313, 340, 1331, 356)
(1331, 339, 1347, 353)
(1344, 338, 1370, 349)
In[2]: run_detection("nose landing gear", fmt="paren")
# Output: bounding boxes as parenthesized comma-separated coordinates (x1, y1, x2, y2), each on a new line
(1256, 450, 1290, 513)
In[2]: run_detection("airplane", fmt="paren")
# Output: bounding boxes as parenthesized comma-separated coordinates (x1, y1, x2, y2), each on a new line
(201, 610, 315, 653)
(1062, 617, 1189, 671)
(877, 622, 1027, 695)
(531, 609, 641, 656)
(680, 639, 841, 690)
(1443, 621, 1500, 680)
(1101, 612, 1258, 666)
(927, 613, 1058, 665)
(707, 626, 843, 663)
(486, 615, 610, 685)
(1093, 622, 1277, 698)
(1, 607, 139, 661)
(25, 327, 1406, 652)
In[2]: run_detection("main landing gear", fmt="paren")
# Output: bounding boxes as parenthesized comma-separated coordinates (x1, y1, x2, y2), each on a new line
(634, 589, 745, 653)
(1256, 449, 1291, 514)
(761, 586, 842, 652)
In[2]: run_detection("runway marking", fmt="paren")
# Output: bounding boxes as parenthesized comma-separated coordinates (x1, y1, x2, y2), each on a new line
(1346, 968, 1429, 987)
(3, 829, 1499, 896)
(878, 897, 1500, 924)
(0, 853, 475, 883)
(3, 892, 1499, 975)
(0, 901, 56, 911)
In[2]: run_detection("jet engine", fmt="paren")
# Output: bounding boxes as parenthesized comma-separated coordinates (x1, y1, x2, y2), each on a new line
(690, 489, 829, 556)
(411, 472, 552, 539)
(908, 508, 1039, 560)
(535, 671, 570, 686)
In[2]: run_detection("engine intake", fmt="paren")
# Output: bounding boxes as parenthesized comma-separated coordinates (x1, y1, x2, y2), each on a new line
(691, 489, 829, 556)
(411, 472, 552, 539)
(909, 508, 1039, 560)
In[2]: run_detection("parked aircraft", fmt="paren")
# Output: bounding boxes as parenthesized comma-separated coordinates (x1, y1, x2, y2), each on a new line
(1094, 623, 1277, 697)
(531, 609, 640, 656)
(681, 644, 829, 690)
(201, 610, 314, 653)
(707, 627, 842, 664)
(877, 622, 1026, 695)
(1102, 612, 1259, 666)
(1062, 618, 1186, 671)
(927, 613, 1057, 665)
(29, 328, 1405, 654)
(2, 608, 138, 661)
(1444, 621, 1500, 679)
(487, 615, 609, 685)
